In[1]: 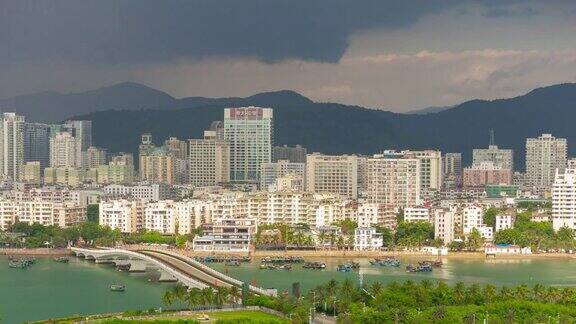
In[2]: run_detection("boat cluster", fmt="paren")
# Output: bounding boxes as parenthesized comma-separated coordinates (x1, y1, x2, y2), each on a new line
(337, 262, 360, 272)
(194, 256, 251, 263)
(53, 256, 69, 263)
(405, 263, 433, 273)
(259, 263, 292, 270)
(369, 257, 401, 267)
(260, 256, 305, 264)
(302, 261, 326, 269)
(8, 256, 36, 269)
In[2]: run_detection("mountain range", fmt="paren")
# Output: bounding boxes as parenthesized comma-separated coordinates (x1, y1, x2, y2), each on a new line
(2, 82, 576, 169)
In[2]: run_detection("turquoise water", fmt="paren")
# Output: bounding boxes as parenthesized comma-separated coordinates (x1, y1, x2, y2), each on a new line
(207, 257, 576, 293)
(3, 255, 576, 323)
(0, 257, 174, 324)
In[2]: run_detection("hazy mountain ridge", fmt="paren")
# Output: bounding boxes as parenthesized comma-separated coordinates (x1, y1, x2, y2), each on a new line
(3, 82, 576, 168)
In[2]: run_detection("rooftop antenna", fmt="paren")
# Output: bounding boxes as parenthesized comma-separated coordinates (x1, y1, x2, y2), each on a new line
(489, 129, 495, 146)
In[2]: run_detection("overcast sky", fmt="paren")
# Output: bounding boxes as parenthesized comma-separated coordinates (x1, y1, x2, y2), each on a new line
(2, 0, 576, 111)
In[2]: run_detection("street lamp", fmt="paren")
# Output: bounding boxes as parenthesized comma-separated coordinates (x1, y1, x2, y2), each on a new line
(333, 297, 338, 317)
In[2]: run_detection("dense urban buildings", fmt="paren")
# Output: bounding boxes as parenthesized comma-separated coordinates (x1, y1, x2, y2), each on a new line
(260, 159, 305, 191)
(224, 107, 273, 183)
(526, 133, 567, 191)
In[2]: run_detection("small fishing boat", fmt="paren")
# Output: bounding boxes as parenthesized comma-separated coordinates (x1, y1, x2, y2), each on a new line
(370, 257, 401, 267)
(225, 260, 240, 267)
(302, 261, 326, 269)
(53, 256, 69, 263)
(278, 264, 292, 270)
(337, 264, 353, 273)
(116, 264, 131, 271)
(110, 284, 126, 292)
(406, 264, 433, 273)
(421, 260, 443, 267)
(9, 260, 28, 269)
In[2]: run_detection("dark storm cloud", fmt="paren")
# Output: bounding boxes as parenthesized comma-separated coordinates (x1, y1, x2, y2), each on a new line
(0, 0, 460, 66)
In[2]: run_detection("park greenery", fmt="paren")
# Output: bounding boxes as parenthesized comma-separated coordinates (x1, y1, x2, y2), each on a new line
(245, 279, 576, 323)
(1, 221, 196, 249)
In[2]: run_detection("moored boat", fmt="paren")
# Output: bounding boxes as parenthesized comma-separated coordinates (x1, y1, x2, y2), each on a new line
(337, 264, 353, 272)
(225, 260, 240, 266)
(406, 263, 433, 273)
(302, 261, 326, 269)
(53, 256, 69, 263)
(370, 257, 401, 267)
(110, 284, 126, 292)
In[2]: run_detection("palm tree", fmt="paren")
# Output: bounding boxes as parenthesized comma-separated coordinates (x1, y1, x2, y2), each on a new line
(453, 282, 466, 304)
(368, 282, 384, 296)
(532, 283, 546, 301)
(229, 286, 242, 304)
(185, 288, 202, 310)
(171, 284, 188, 304)
(213, 286, 229, 308)
(514, 284, 530, 300)
(200, 287, 215, 307)
(504, 309, 515, 323)
(482, 284, 497, 303)
(162, 290, 175, 308)
(431, 306, 447, 322)
(499, 286, 514, 300)
(463, 313, 476, 324)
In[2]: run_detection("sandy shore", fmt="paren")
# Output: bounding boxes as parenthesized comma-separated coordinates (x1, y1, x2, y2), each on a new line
(0, 248, 71, 256)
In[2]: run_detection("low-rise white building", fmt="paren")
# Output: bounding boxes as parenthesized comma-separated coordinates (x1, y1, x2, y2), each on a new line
(478, 225, 494, 241)
(462, 205, 484, 235)
(192, 219, 257, 252)
(353, 227, 383, 251)
(404, 207, 430, 223)
(434, 209, 455, 245)
(495, 214, 514, 232)
(99, 200, 143, 233)
(485, 244, 532, 255)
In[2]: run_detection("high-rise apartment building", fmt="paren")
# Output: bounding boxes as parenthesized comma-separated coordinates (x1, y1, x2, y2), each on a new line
(49, 132, 77, 168)
(0, 113, 25, 180)
(24, 123, 50, 170)
(224, 107, 273, 183)
(85, 146, 107, 169)
(260, 160, 305, 190)
(20, 161, 41, 185)
(552, 168, 576, 230)
(442, 153, 462, 189)
(365, 155, 420, 207)
(188, 130, 230, 187)
(306, 153, 358, 199)
(526, 134, 567, 190)
(273, 145, 307, 163)
(473, 145, 514, 170)
(382, 150, 442, 195)
(164, 137, 188, 184)
(139, 149, 175, 185)
(63, 120, 92, 168)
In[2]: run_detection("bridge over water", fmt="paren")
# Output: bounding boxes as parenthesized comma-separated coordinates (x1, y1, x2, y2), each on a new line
(71, 247, 276, 296)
